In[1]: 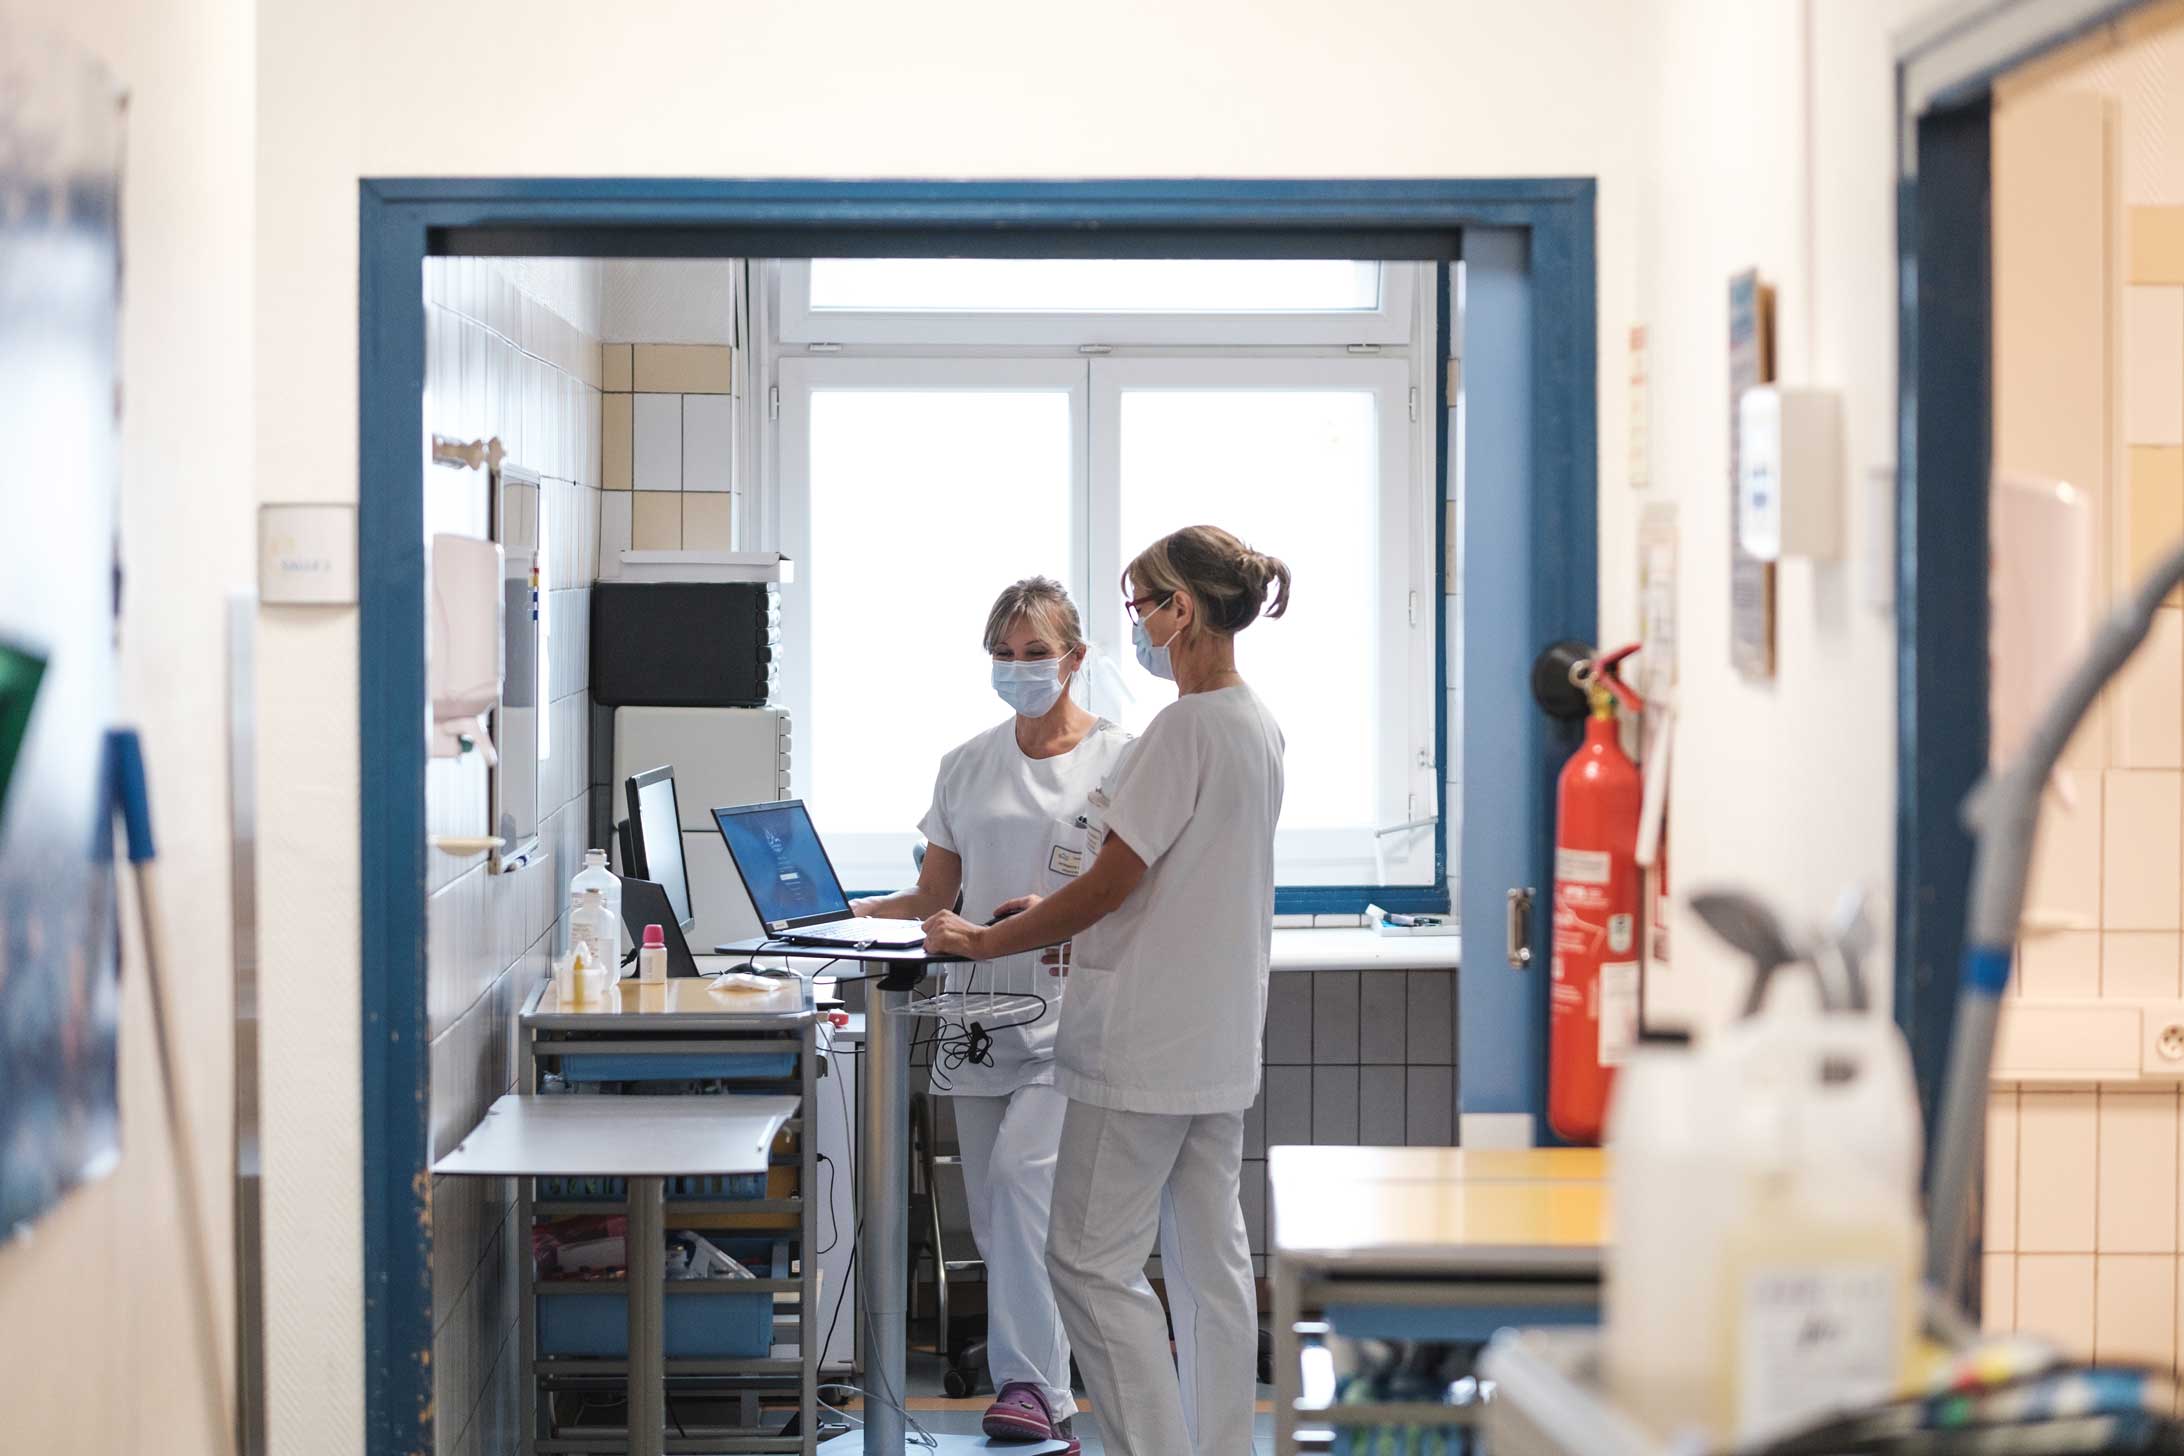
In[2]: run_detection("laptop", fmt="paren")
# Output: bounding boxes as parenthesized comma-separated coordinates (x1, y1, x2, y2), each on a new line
(712, 799, 928, 949)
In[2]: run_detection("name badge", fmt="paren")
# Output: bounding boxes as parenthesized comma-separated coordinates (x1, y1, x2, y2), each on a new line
(1049, 843, 1085, 878)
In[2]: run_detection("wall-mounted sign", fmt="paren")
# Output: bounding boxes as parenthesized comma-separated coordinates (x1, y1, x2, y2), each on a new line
(1629, 324, 1652, 491)
(258, 503, 357, 605)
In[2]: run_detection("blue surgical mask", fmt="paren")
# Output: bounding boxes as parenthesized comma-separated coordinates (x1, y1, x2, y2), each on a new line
(992, 657, 1068, 718)
(1132, 618, 1178, 682)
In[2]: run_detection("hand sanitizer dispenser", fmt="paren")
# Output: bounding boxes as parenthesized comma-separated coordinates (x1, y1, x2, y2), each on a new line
(429, 533, 503, 762)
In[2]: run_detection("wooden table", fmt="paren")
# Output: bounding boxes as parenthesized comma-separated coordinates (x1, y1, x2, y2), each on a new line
(1269, 1145, 1607, 1454)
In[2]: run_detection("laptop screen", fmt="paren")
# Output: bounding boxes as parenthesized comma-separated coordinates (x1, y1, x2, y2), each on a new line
(713, 801, 853, 930)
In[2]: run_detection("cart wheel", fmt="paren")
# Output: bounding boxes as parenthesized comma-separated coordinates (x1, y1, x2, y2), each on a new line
(943, 1368, 976, 1399)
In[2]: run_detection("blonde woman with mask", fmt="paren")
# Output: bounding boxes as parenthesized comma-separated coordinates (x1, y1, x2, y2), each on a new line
(923, 526, 1289, 1456)
(851, 576, 1130, 1451)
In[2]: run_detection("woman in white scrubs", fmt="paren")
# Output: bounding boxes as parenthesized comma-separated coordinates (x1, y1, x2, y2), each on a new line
(924, 525, 1289, 1456)
(850, 576, 1131, 1450)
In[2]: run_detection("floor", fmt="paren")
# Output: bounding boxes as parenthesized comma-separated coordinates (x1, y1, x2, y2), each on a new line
(885, 1350, 1280, 1454)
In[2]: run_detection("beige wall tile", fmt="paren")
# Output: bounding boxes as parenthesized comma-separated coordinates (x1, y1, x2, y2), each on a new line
(2020, 1091, 2098, 1252)
(2126, 288, 2184, 446)
(2135, 449, 2184, 593)
(2135, 208, 2184, 286)
(2115, 607, 2184, 768)
(683, 493, 732, 552)
(630, 492, 681, 551)
(2029, 776, 2103, 930)
(602, 344, 632, 393)
(602, 394, 634, 491)
(1988, 1090, 2020, 1253)
(2019, 1255, 2096, 1357)
(2100, 1092, 2180, 1253)
(2020, 931, 2100, 998)
(2098, 1254, 2178, 1367)
(634, 343, 732, 395)
(2108, 932, 2183, 998)
(598, 494, 631, 580)
(2104, 770, 2183, 930)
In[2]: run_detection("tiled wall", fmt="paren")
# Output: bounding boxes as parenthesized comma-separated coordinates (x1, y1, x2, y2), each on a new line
(420, 257, 605, 1456)
(1987, 21, 2184, 1368)
(599, 342, 737, 567)
(1237, 969, 1459, 1273)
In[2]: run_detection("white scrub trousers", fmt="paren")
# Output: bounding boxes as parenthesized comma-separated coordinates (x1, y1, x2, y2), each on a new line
(1046, 1101, 1257, 1456)
(951, 1083, 1076, 1420)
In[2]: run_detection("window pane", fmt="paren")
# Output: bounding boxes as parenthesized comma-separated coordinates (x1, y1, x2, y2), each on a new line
(805, 389, 1074, 879)
(1113, 389, 1379, 832)
(809, 258, 1381, 314)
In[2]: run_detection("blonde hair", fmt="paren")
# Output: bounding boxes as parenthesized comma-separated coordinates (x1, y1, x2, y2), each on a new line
(1124, 525, 1291, 636)
(981, 576, 1087, 656)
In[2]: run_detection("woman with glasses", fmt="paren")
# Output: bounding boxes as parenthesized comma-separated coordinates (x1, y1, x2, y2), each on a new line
(924, 525, 1290, 1456)
(850, 576, 1130, 1451)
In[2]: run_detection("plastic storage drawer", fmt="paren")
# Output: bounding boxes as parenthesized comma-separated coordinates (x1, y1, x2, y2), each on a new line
(536, 1239, 782, 1360)
(553, 1051, 799, 1083)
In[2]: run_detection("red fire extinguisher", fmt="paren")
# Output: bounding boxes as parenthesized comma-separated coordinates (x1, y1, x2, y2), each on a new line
(1547, 644, 1645, 1145)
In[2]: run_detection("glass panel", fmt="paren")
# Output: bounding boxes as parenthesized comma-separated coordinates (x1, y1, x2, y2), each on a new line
(806, 388, 1074, 875)
(809, 258, 1382, 314)
(1113, 389, 1379, 833)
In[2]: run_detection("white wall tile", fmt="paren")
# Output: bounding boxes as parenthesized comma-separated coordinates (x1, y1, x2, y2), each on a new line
(2019, 930, 2100, 998)
(2030, 774, 2103, 930)
(2096, 1254, 2177, 1367)
(2099, 1092, 2179, 1254)
(633, 394, 682, 491)
(2018, 1255, 2096, 1357)
(2116, 608, 2184, 768)
(2109, 932, 2183, 999)
(2126, 286, 2184, 446)
(2104, 770, 2183, 930)
(2019, 1091, 2097, 1252)
(1983, 1255, 2016, 1335)
(1987, 1091, 2019, 1253)
(683, 394, 733, 492)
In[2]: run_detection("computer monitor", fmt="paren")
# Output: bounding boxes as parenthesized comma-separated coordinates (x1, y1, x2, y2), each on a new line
(624, 765, 694, 934)
(711, 800, 855, 934)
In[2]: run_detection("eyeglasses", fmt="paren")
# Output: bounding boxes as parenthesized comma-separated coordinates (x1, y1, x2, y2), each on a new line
(1124, 591, 1173, 626)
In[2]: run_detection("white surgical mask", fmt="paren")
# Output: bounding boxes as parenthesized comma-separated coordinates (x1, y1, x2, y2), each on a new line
(1132, 618, 1179, 682)
(992, 656, 1068, 717)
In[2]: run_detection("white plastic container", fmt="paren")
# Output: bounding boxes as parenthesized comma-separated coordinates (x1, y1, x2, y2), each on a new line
(638, 923, 668, 984)
(554, 941, 612, 1005)
(571, 849, 624, 974)
(569, 888, 615, 976)
(1605, 1005, 1921, 1448)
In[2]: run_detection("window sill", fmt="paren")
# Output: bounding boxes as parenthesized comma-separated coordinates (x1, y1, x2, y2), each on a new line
(1270, 927, 1460, 973)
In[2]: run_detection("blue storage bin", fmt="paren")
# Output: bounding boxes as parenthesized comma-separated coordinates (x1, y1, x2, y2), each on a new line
(537, 1239, 781, 1360)
(554, 1051, 798, 1083)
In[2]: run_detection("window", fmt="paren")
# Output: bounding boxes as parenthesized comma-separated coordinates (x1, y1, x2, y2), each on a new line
(779, 257, 1413, 346)
(767, 262, 1442, 905)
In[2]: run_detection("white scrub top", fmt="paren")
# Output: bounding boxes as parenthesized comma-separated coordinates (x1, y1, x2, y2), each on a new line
(1057, 684, 1286, 1115)
(918, 714, 1134, 1097)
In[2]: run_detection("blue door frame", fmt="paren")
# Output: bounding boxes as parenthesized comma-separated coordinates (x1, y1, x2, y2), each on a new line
(357, 177, 1595, 1454)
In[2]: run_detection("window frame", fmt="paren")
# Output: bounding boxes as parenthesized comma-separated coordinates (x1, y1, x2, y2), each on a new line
(776, 257, 1416, 347)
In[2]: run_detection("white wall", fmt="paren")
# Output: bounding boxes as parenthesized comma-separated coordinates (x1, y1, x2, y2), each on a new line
(0, 0, 254, 1452)
(1626, 0, 1949, 1031)
(253, 8, 1650, 1444)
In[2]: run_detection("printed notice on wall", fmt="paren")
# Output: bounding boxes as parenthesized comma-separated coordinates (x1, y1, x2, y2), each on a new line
(1628, 324, 1651, 491)
(1729, 271, 1777, 679)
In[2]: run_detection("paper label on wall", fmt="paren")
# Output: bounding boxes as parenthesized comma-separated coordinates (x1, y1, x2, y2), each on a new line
(1737, 1263, 1898, 1441)
(1629, 324, 1652, 491)
(1598, 961, 1640, 1066)
(1729, 271, 1778, 679)
(1556, 847, 1612, 886)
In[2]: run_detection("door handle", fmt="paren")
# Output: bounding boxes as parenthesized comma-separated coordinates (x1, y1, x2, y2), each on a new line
(1507, 887, 1536, 969)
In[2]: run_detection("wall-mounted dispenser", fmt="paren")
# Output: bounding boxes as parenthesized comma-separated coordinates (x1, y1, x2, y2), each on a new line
(429, 532, 503, 763)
